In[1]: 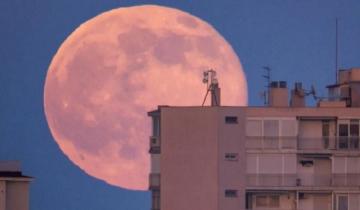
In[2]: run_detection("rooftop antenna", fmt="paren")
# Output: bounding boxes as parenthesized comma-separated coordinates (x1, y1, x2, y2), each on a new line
(202, 69, 220, 106)
(262, 66, 271, 105)
(335, 18, 339, 83)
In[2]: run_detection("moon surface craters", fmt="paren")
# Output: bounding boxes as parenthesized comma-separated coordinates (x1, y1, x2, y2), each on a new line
(44, 5, 247, 190)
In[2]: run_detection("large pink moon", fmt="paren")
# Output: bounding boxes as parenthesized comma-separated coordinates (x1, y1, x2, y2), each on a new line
(44, 5, 247, 191)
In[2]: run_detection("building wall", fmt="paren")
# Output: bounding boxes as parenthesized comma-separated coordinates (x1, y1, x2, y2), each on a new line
(155, 106, 360, 210)
(218, 108, 246, 210)
(6, 181, 29, 210)
(161, 107, 219, 210)
(0, 181, 5, 210)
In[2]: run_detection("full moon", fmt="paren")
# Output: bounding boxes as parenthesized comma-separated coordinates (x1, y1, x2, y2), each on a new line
(44, 5, 247, 191)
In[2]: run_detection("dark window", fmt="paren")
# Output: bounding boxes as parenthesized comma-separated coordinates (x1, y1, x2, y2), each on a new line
(225, 153, 238, 161)
(350, 120, 359, 149)
(322, 121, 330, 137)
(338, 195, 348, 210)
(225, 116, 238, 124)
(300, 160, 314, 166)
(339, 124, 349, 136)
(339, 124, 349, 149)
(225, 189, 238, 197)
(151, 190, 160, 210)
(152, 116, 160, 136)
(322, 121, 330, 148)
(246, 193, 252, 209)
(350, 120, 359, 136)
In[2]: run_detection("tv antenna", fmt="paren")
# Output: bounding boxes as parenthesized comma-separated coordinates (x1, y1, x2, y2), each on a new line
(261, 66, 271, 105)
(335, 17, 339, 83)
(297, 84, 318, 100)
(201, 69, 220, 106)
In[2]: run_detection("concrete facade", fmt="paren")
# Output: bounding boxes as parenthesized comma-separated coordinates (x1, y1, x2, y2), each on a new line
(148, 68, 360, 210)
(0, 161, 33, 210)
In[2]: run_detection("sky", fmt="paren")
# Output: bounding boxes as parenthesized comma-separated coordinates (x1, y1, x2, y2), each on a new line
(1, 0, 360, 210)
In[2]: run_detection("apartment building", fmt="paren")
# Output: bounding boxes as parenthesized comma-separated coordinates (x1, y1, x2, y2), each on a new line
(148, 68, 360, 210)
(0, 161, 33, 210)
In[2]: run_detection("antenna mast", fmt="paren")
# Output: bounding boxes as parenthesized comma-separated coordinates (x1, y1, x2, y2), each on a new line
(335, 18, 339, 83)
(202, 69, 220, 106)
(262, 66, 271, 105)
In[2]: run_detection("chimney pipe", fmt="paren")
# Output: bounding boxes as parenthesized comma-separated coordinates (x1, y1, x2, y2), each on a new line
(268, 81, 289, 107)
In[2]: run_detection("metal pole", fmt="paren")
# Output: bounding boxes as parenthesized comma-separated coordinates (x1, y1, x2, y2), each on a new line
(335, 18, 339, 83)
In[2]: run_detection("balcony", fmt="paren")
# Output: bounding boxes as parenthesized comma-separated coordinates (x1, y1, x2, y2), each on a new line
(298, 137, 360, 151)
(149, 173, 160, 190)
(246, 174, 360, 188)
(332, 173, 360, 186)
(246, 137, 360, 151)
(149, 136, 160, 154)
(245, 137, 297, 150)
(247, 174, 297, 187)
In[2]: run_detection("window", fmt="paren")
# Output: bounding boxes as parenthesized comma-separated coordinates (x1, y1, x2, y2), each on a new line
(246, 118, 297, 137)
(225, 116, 238, 124)
(256, 195, 267, 207)
(225, 153, 238, 161)
(350, 120, 359, 149)
(281, 120, 297, 136)
(225, 189, 238, 197)
(152, 116, 160, 136)
(350, 120, 359, 136)
(339, 124, 349, 149)
(246, 120, 262, 136)
(322, 121, 330, 137)
(256, 195, 280, 208)
(300, 160, 314, 167)
(268, 195, 280, 207)
(338, 120, 360, 149)
(337, 195, 348, 210)
(339, 124, 349, 136)
(333, 157, 346, 174)
(322, 121, 330, 148)
(151, 190, 160, 210)
(264, 120, 279, 137)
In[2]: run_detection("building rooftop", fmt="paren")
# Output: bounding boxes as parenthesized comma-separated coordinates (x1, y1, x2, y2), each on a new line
(0, 160, 33, 179)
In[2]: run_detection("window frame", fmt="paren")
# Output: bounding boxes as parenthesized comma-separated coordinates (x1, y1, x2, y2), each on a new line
(246, 117, 298, 137)
(337, 119, 360, 149)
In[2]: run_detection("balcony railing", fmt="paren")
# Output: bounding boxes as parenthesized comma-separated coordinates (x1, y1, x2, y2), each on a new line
(247, 174, 297, 187)
(245, 137, 297, 150)
(299, 137, 360, 150)
(332, 173, 360, 186)
(246, 137, 360, 151)
(246, 174, 360, 187)
(246, 209, 304, 210)
(246, 208, 327, 210)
